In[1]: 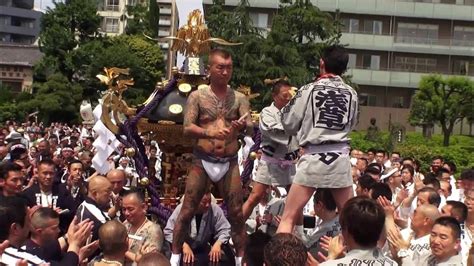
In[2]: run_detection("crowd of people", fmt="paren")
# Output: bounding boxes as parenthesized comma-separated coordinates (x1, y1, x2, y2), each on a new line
(0, 45, 473, 266)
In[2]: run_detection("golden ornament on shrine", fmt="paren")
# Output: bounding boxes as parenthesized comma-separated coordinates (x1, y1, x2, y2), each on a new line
(249, 152, 257, 160)
(125, 147, 136, 157)
(139, 177, 150, 186)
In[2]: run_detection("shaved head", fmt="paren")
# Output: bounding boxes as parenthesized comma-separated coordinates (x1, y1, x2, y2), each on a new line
(418, 204, 441, 222)
(88, 176, 110, 193)
(88, 176, 112, 208)
(106, 169, 126, 194)
(99, 220, 128, 255)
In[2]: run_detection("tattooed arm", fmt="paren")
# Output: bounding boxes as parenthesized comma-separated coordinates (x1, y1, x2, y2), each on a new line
(183, 91, 205, 138)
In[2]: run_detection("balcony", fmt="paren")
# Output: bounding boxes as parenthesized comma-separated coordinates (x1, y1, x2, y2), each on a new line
(159, 19, 171, 26)
(159, 7, 172, 15)
(311, 0, 474, 21)
(0, 24, 37, 37)
(346, 67, 474, 88)
(340, 32, 474, 56)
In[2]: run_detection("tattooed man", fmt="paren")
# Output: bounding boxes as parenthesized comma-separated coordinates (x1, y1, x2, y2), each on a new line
(170, 48, 253, 266)
(277, 45, 358, 234)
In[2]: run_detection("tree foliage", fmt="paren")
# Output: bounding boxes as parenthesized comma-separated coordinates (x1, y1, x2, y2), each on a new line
(205, 0, 341, 110)
(37, 0, 101, 80)
(9, 0, 166, 123)
(14, 74, 84, 124)
(409, 75, 474, 146)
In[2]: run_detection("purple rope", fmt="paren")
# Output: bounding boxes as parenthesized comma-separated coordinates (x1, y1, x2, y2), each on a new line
(114, 76, 178, 222)
(240, 127, 261, 185)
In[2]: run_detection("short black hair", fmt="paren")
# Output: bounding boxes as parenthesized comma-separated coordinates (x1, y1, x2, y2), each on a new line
(245, 230, 271, 266)
(38, 158, 56, 168)
(402, 157, 414, 164)
(423, 176, 441, 191)
(401, 164, 415, 177)
(375, 149, 385, 156)
(122, 186, 146, 203)
(68, 159, 83, 170)
(358, 158, 368, 166)
(436, 168, 451, 179)
(321, 45, 349, 76)
(432, 155, 444, 162)
(0, 161, 22, 180)
(443, 161, 457, 174)
(445, 200, 468, 223)
(314, 188, 337, 211)
(433, 216, 461, 239)
(358, 174, 377, 190)
(366, 165, 382, 176)
(460, 169, 474, 181)
(272, 79, 291, 97)
(264, 233, 307, 266)
(367, 148, 376, 154)
(209, 48, 231, 63)
(31, 207, 60, 229)
(0, 196, 28, 241)
(370, 183, 393, 202)
(340, 197, 385, 248)
(418, 187, 441, 207)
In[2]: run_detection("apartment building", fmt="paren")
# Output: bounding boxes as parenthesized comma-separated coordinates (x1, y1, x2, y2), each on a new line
(198, 0, 474, 134)
(97, 0, 148, 36)
(0, 0, 42, 44)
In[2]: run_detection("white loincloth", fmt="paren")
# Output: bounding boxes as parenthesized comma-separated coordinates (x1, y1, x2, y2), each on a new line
(202, 160, 229, 182)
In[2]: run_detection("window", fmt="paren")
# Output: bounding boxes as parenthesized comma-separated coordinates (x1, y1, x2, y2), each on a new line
(0, 16, 9, 25)
(453, 60, 473, 75)
(104, 18, 119, 33)
(359, 94, 377, 107)
(342, 18, 359, 33)
(453, 26, 474, 46)
(249, 12, 269, 29)
(348, 54, 357, 69)
(392, 97, 405, 108)
(394, 56, 437, 73)
(362, 55, 380, 70)
(363, 20, 383, 35)
(106, 0, 120, 11)
(396, 23, 438, 44)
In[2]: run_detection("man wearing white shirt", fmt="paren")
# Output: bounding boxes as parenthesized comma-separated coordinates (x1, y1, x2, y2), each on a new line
(390, 204, 440, 264)
(427, 217, 463, 265)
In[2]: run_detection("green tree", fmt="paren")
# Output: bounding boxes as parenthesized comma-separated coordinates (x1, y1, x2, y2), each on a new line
(18, 74, 83, 123)
(32, 0, 165, 118)
(37, 0, 101, 81)
(409, 75, 474, 146)
(205, 0, 341, 110)
(85, 35, 165, 104)
(125, 0, 160, 37)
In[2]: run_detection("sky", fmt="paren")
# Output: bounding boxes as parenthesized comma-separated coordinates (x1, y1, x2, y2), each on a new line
(34, 0, 57, 12)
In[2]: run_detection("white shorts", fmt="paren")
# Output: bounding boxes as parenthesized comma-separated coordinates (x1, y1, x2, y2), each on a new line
(293, 152, 352, 188)
(253, 160, 295, 187)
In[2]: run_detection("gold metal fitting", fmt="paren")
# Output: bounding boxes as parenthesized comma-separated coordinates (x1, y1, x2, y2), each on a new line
(124, 147, 136, 157)
(249, 152, 257, 160)
(139, 177, 150, 186)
